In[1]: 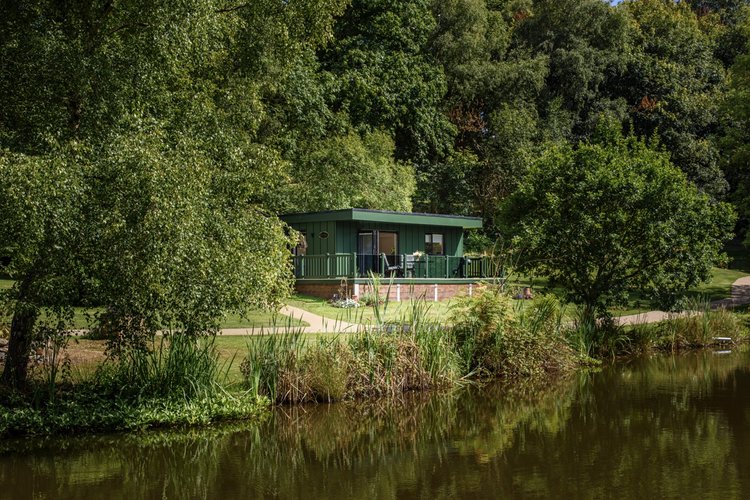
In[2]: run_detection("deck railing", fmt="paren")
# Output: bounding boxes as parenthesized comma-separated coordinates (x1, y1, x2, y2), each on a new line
(291, 253, 503, 280)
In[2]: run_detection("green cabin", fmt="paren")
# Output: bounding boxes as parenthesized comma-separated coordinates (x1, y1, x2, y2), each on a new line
(281, 209, 492, 282)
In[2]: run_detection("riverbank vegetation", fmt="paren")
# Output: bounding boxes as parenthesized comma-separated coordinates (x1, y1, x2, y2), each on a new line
(2, 0, 750, 436)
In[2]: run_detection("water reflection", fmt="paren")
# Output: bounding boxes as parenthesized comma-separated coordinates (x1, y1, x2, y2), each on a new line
(2, 349, 749, 499)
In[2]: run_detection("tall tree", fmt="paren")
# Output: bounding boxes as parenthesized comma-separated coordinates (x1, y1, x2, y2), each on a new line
(503, 123, 735, 317)
(320, 0, 455, 164)
(618, 0, 729, 196)
(0, 0, 349, 388)
(721, 18, 750, 241)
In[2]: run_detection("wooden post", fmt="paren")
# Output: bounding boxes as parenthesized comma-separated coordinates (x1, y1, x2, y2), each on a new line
(326, 253, 331, 278)
(445, 256, 449, 278)
(352, 253, 357, 278)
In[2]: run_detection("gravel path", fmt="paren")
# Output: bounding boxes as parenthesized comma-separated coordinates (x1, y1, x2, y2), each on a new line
(614, 276, 750, 326)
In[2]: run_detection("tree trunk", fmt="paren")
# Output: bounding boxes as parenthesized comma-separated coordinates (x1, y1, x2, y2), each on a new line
(1, 306, 38, 389)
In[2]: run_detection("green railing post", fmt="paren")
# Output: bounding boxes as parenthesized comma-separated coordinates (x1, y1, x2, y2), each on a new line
(301, 256, 305, 278)
(352, 253, 357, 278)
(326, 253, 331, 278)
(425, 255, 429, 278)
(445, 256, 449, 278)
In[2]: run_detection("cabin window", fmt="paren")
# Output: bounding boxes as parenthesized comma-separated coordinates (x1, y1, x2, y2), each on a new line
(425, 233, 444, 255)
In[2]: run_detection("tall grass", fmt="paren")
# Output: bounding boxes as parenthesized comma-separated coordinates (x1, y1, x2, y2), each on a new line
(97, 333, 222, 399)
(574, 298, 749, 356)
(241, 284, 578, 404)
(240, 331, 308, 403)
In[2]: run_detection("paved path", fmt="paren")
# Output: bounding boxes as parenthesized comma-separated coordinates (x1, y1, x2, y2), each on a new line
(219, 305, 363, 336)
(614, 276, 750, 326)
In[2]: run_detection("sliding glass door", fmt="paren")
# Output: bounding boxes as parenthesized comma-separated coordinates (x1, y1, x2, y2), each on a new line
(357, 230, 398, 276)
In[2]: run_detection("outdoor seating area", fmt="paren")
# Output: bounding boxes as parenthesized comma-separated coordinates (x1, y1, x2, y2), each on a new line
(291, 252, 499, 280)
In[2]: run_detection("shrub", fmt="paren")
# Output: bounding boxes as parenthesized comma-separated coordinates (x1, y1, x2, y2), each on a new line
(449, 286, 575, 378)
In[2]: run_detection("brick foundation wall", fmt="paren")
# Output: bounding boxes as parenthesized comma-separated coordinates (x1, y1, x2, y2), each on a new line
(295, 282, 477, 302)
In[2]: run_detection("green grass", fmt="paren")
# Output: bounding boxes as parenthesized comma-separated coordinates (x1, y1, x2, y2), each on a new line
(287, 293, 457, 324)
(214, 333, 342, 384)
(1, 279, 306, 329)
(2, 304, 306, 329)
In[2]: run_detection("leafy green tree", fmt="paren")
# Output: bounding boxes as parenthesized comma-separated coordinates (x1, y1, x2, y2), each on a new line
(0, 0, 352, 388)
(503, 124, 735, 317)
(321, 0, 455, 164)
(0, 150, 86, 387)
(516, 0, 631, 138)
(291, 130, 416, 212)
(618, 0, 729, 196)
(721, 19, 750, 241)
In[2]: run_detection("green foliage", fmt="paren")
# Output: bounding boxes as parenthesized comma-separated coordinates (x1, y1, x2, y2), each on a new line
(292, 130, 415, 211)
(321, 0, 455, 164)
(0, 390, 264, 437)
(721, 18, 750, 241)
(96, 334, 223, 400)
(620, 0, 729, 196)
(449, 285, 575, 377)
(504, 123, 736, 314)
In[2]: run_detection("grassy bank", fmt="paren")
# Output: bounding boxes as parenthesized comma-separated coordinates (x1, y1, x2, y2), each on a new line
(0, 334, 267, 437)
(2, 286, 748, 437)
(620, 305, 750, 355)
(243, 286, 580, 404)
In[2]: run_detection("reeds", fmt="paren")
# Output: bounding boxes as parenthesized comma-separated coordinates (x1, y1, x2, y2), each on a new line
(241, 284, 578, 404)
(97, 332, 221, 399)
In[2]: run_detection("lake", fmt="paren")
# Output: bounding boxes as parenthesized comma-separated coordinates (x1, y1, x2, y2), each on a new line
(2, 348, 749, 499)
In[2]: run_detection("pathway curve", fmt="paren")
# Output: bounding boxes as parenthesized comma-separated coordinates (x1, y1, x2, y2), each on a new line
(219, 305, 362, 336)
(614, 276, 750, 326)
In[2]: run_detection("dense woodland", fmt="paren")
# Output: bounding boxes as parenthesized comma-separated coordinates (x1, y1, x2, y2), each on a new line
(1, 0, 750, 386)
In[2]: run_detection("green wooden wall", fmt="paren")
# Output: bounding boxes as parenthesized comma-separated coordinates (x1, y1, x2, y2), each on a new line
(335, 222, 463, 257)
(289, 221, 336, 255)
(289, 220, 465, 257)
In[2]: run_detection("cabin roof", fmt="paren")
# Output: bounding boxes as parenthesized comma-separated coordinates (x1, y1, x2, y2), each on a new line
(281, 208, 483, 229)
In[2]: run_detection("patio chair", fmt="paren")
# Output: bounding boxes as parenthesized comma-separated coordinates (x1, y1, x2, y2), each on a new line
(452, 257, 471, 278)
(381, 253, 402, 277)
(404, 254, 416, 278)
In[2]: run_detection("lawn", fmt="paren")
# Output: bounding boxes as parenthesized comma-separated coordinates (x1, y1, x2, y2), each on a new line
(0, 278, 307, 329)
(287, 293, 458, 324)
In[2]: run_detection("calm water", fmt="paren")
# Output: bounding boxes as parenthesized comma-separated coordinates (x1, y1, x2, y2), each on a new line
(2, 349, 750, 499)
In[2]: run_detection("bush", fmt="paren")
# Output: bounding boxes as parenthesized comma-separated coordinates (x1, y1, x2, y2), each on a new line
(449, 286, 575, 378)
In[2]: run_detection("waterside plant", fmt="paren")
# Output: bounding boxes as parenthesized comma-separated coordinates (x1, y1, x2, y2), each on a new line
(241, 285, 578, 404)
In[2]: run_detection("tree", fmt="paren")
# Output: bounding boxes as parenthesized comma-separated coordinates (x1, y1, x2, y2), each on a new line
(320, 0, 455, 164)
(0, 0, 350, 388)
(291, 130, 416, 212)
(0, 150, 86, 387)
(503, 124, 735, 317)
(618, 0, 729, 196)
(721, 17, 750, 242)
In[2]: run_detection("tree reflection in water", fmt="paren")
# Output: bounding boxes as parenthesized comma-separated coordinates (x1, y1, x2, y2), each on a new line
(1, 348, 749, 499)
